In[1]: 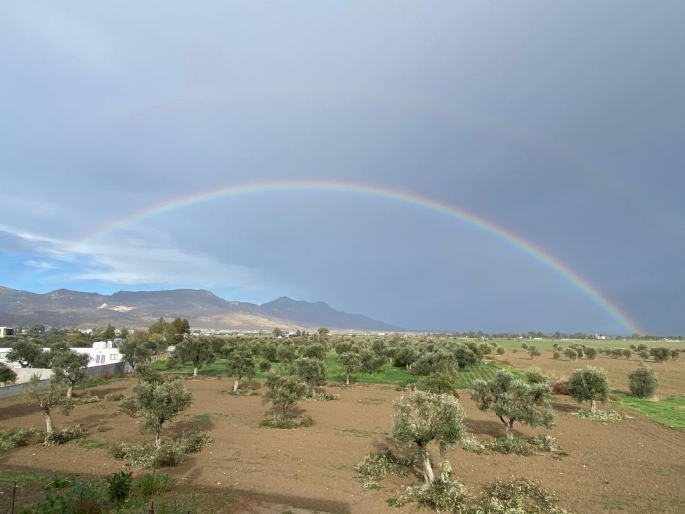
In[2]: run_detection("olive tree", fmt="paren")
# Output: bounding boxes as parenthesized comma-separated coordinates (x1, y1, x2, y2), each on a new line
(262, 370, 308, 419)
(295, 357, 327, 395)
(118, 339, 152, 371)
(471, 370, 554, 440)
(336, 351, 362, 385)
(51, 350, 90, 399)
(173, 337, 215, 377)
(564, 348, 578, 361)
(416, 372, 460, 396)
(225, 346, 256, 392)
(568, 366, 609, 411)
(650, 347, 671, 362)
(7, 340, 48, 368)
(119, 377, 192, 447)
(23, 375, 73, 438)
(527, 346, 541, 360)
(0, 362, 17, 385)
(628, 362, 658, 398)
(392, 391, 466, 485)
(584, 347, 598, 360)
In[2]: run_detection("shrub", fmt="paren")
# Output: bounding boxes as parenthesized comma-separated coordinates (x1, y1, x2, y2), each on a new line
(551, 378, 570, 395)
(638, 350, 650, 360)
(105, 471, 133, 504)
(478, 477, 571, 514)
(628, 363, 659, 398)
(260, 415, 314, 429)
(355, 451, 410, 480)
(552, 351, 561, 360)
(670, 350, 679, 360)
(496, 347, 506, 355)
(0, 428, 45, 450)
(73, 393, 100, 405)
(108, 430, 211, 468)
(103, 393, 124, 401)
(460, 435, 487, 454)
(392, 461, 468, 512)
(571, 409, 631, 422)
(488, 437, 534, 456)
(44, 424, 84, 446)
(309, 392, 341, 402)
(528, 434, 562, 453)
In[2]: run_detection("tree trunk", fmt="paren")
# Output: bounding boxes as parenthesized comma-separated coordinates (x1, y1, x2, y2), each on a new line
(66, 384, 73, 399)
(44, 411, 54, 434)
(345, 372, 350, 386)
(422, 454, 434, 485)
(591, 399, 597, 411)
(233, 379, 239, 392)
(193, 366, 198, 377)
(505, 420, 514, 440)
(155, 429, 162, 448)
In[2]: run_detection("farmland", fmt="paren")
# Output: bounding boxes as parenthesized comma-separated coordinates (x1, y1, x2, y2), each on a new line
(1, 336, 684, 513)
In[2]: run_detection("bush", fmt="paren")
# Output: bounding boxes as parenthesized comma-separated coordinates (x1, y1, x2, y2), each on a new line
(488, 437, 535, 456)
(103, 393, 124, 401)
(628, 363, 659, 398)
(392, 461, 468, 512)
(105, 471, 133, 504)
(73, 393, 100, 405)
(528, 434, 562, 453)
(650, 347, 671, 362)
(584, 347, 598, 360)
(477, 477, 571, 514)
(0, 362, 18, 385)
(564, 348, 578, 361)
(0, 427, 46, 450)
(260, 415, 315, 429)
(571, 409, 632, 422)
(44, 424, 84, 446)
(108, 430, 211, 468)
(496, 347, 505, 355)
(551, 378, 570, 395)
(552, 351, 561, 360)
(309, 392, 341, 402)
(460, 435, 487, 454)
(355, 451, 410, 480)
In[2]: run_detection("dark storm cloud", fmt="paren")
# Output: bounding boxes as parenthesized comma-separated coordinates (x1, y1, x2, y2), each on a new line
(1, 1, 684, 333)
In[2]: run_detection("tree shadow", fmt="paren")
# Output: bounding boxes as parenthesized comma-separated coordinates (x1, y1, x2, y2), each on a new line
(167, 418, 215, 437)
(0, 402, 41, 422)
(262, 405, 307, 420)
(465, 418, 511, 439)
(551, 401, 578, 413)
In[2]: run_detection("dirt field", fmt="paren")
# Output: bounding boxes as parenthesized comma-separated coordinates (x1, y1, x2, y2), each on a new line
(2, 377, 685, 513)
(499, 351, 685, 397)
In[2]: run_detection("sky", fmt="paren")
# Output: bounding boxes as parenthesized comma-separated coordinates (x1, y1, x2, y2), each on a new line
(1, 2, 684, 334)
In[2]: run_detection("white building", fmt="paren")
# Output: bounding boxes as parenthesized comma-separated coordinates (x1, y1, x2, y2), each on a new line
(0, 327, 14, 338)
(0, 341, 123, 369)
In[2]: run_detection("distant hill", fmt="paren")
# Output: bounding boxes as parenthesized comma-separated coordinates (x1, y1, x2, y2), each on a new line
(0, 286, 402, 332)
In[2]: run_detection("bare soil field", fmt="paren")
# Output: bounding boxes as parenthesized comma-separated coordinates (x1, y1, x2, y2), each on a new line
(2, 377, 685, 513)
(499, 351, 685, 397)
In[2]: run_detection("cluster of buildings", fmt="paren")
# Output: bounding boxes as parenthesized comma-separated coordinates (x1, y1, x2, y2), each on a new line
(0, 340, 124, 370)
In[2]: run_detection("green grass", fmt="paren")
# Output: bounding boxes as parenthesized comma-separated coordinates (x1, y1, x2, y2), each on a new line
(0, 470, 48, 485)
(153, 352, 520, 389)
(490, 338, 684, 351)
(611, 393, 685, 430)
(193, 413, 211, 422)
(71, 438, 109, 450)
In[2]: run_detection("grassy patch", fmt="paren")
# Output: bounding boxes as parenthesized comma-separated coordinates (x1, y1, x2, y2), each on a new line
(611, 393, 685, 430)
(192, 413, 211, 422)
(72, 438, 109, 450)
(0, 470, 48, 485)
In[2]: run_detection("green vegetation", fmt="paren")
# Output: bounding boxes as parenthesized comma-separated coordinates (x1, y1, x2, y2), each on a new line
(611, 394, 685, 430)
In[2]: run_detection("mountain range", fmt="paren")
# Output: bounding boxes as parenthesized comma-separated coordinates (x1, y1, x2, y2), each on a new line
(0, 286, 402, 332)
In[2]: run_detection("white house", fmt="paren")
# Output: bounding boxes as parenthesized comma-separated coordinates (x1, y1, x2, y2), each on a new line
(0, 341, 123, 369)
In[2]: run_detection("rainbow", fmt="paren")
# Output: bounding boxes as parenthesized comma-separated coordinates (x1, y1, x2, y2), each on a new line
(54, 179, 640, 334)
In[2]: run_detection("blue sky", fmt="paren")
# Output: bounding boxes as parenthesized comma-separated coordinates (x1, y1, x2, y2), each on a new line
(1, 2, 684, 334)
